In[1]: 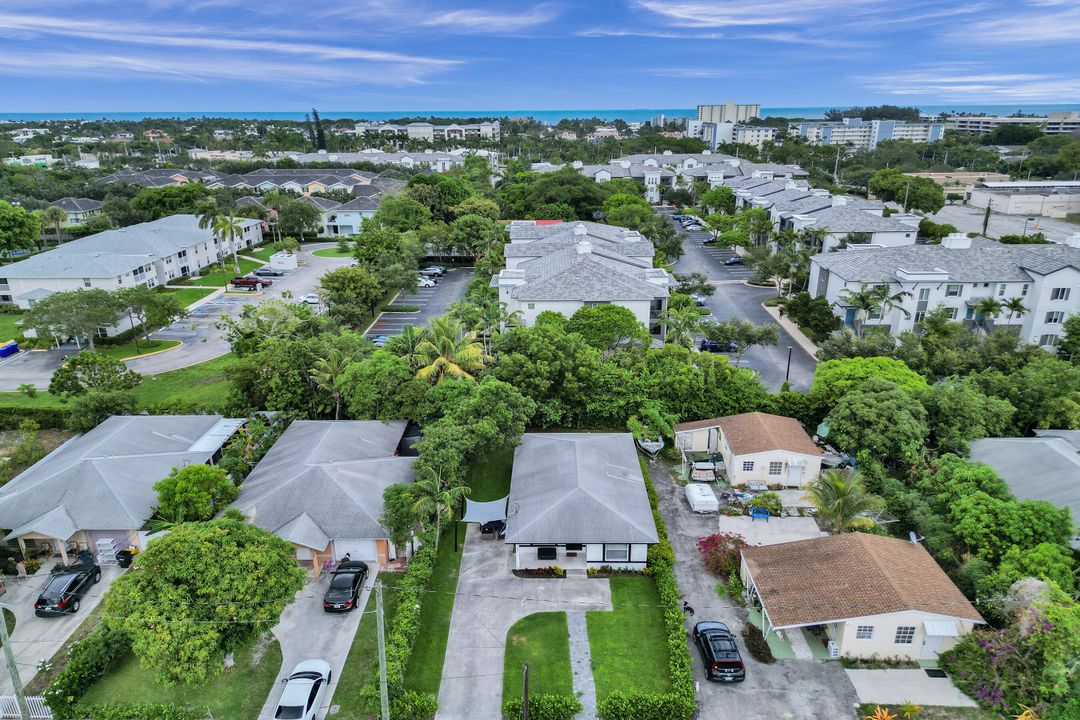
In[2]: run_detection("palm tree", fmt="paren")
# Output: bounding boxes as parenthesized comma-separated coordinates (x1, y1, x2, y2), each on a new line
(874, 285, 912, 324)
(212, 212, 245, 274)
(414, 317, 491, 384)
(309, 349, 351, 420)
(411, 470, 471, 548)
(660, 305, 702, 348)
(805, 470, 885, 534)
(195, 198, 218, 231)
(837, 284, 881, 338)
(384, 325, 429, 372)
(973, 297, 1003, 333)
(42, 205, 68, 249)
(477, 299, 523, 354)
(1002, 297, 1029, 325)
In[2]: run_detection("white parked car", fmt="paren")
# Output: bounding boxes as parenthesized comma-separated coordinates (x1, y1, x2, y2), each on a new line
(298, 293, 320, 305)
(416, 276, 436, 288)
(274, 659, 332, 720)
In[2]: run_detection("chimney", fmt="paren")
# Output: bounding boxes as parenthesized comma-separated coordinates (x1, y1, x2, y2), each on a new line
(810, 188, 830, 197)
(941, 233, 972, 249)
(831, 196, 849, 207)
(1066, 232, 1080, 248)
(572, 223, 588, 236)
(576, 239, 592, 254)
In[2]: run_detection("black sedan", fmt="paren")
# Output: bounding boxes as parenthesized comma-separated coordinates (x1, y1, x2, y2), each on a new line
(700, 339, 738, 353)
(323, 561, 369, 612)
(693, 621, 746, 682)
(34, 556, 101, 617)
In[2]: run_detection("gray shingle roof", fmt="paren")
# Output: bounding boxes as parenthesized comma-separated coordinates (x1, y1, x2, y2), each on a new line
(52, 197, 102, 213)
(802, 206, 917, 233)
(811, 238, 1080, 283)
(336, 196, 381, 212)
(509, 246, 670, 302)
(302, 196, 342, 211)
(0, 415, 240, 540)
(504, 433, 659, 545)
(0, 214, 260, 279)
(232, 421, 414, 546)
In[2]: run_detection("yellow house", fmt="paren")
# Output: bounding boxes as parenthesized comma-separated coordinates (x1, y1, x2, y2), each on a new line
(741, 533, 984, 661)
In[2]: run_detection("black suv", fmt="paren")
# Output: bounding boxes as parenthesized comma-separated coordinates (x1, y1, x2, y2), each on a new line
(693, 621, 746, 682)
(34, 555, 101, 617)
(699, 339, 738, 354)
(323, 561, 369, 612)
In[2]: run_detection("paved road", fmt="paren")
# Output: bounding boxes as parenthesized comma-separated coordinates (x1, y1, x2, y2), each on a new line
(666, 214, 817, 391)
(0, 346, 69, 392)
(930, 204, 1079, 243)
(365, 267, 473, 339)
(0, 563, 123, 693)
(128, 244, 352, 375)
(649, 458, 859, 720)
(258, 569, 375, 720)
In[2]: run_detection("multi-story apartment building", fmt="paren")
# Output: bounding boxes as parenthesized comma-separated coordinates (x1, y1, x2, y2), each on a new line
(353, 121, 500, 142)
(493, 221, 675, 339)
(4, 154, 57, 167)
(696, 102, 761, 124)
(0, 215, 263, 321)
(796, 118, 944, 150)
(945, 112, 1080, 136)
(808, 233, 1080, 348)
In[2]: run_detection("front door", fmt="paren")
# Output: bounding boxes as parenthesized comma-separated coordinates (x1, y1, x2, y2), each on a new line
(376, 539, 389, 566)
(921, 634, 945, 659)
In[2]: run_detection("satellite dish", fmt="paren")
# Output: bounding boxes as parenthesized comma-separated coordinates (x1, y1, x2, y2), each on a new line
(908, 531, 925, 544)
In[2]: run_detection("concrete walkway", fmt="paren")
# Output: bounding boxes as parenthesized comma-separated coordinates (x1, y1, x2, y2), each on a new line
(436, 526, 612, 720)
(0, 564, 123, 692)
(846, 668, 977, 708)
(762, 303, 821, 359)
(258, 569, 376, 720)
(566, 611, 597, 720)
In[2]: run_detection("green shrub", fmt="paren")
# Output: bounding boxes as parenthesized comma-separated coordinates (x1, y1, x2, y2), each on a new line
(383, 304, 421, 312)
(391, 690, 440, 720)
(0, 405, 66, 430)
(740, 624, 775, 664)
(17, 383, 37, 398)
(44, 624, 131, 718)
(76, 703, 204, 720)
(504, 694, 583, 720)
(749, 491, 782, 516)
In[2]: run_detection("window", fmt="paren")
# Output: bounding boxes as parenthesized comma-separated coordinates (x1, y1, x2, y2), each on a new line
(741, 461, 755, 472)
(946, 307, 958, 320)
(1046, 311, 1065, 324)
(855, 625, 874, 640)
(914, 311, 926, 323)
(945, 284, 962, 297)
(918, 288, 930, 301)
(536, 547, 557, 561)
(527, 303, 535, 310)
(1040, 334, 1060, 347)
(1051, 288, 1071, 301)
(604, 544, 629, 562)
(768, 461, 784, 476)
(998, 284, 1006, 297)
(965, 307, 975, 320)
(1021, 284, 1029, 297)
(894, 626, 916, 645)
(82, 278, 91, 288)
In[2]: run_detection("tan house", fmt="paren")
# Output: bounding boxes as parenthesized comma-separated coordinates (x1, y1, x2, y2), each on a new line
(232, 421, 415, 576)
(674, 412, 822, 487)
(741, 533, 984, 661)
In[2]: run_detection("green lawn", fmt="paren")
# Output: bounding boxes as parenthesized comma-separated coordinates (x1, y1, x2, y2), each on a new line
(133, 354, 237, 408)
(0, 313, 25, 343)
(178, 259, 264, 286)
(502, 612, 573, 707)
(312, 247, 353, 258)
(586, 577, 672, 700)
(164, 287, 216, 307)
(0, 390, 65, 409)
(334, 572, 405, 720)
(244, 246, 279, 262)
(80, 635, 281, 720)
(98, 339, 181, 360)
(403, 533, 464, 698)
(467, 447, 514, 501)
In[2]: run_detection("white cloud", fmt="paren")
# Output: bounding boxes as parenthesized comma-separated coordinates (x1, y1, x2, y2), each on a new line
(955, 4, 1080, 42)
(418, 5, 559, 32)
(318, 1, 558, 35)
(632, 0, 880, 28)
(644, 67, 732, 79)
(856, 67, 1080, 102)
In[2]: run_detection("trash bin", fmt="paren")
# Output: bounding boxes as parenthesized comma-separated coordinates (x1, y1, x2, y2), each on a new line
(116, 549, 135, 568)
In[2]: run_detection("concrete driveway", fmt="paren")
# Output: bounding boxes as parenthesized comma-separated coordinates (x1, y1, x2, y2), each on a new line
(665, 212, 817, 391)
(258, 568, 376, 720)
(436, 526, 612, 720)
(716, 516, 823, 547)
(0, 563, 123, 692)
(846, 669, 977, 708)
(365, 267, 474, 339)
(128, 243, 352, 376)
(650, 458, 859, 720)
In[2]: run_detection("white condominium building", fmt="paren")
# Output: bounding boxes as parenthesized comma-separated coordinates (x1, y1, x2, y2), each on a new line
(353, 121, 500, 142)
(696, 102, 761, 124)
(796, 118, 944, 150)
(945, 112, 1080, 136)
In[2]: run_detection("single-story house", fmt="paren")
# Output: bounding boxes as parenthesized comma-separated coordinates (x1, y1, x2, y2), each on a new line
(231, 421, 414, 575)
(969, 430, 1080, 549)
(52, 197, 103, 225)
(0, 415, 243, 564)
(675, 412, 822, 487)
(503, 433, 658, 571)
(741, 533, 984, 661)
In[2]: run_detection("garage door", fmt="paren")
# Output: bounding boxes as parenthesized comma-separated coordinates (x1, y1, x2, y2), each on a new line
(333, 539, 377, 562)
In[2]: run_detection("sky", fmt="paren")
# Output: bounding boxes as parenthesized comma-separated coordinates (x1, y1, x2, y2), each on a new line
(1, 0, 1078, 112)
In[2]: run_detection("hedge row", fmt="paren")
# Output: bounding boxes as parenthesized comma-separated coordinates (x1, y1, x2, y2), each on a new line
(0, 405, 66, 429)
(43, 624, 131, 718)
(77, 704, 205, 720)
(596, 459, 695, 720)
(359, 532, 441, 719)
(504, 694, 584, 720)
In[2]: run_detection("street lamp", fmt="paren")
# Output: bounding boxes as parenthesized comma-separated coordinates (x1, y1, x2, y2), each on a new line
(1022, 217, 1035, 238)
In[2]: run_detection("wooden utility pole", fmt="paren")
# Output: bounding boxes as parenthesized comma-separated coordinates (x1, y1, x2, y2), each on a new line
(375, 582, 390, 720)
(0, 606, 30, 720)
(521, 663, 530, 720)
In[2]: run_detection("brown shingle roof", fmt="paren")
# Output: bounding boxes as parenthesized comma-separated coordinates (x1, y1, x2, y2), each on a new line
(742, 533, 984, 628)
(675, 412, 821, 456)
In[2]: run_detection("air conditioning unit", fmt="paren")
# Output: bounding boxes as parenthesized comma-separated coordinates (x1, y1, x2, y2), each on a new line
(827, 641, 840, 658)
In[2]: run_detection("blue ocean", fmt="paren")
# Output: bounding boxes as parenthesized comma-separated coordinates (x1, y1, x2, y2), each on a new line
(2, 104, 1080, 123)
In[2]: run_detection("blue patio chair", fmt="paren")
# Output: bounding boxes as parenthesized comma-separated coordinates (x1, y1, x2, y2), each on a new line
(750, 507, 770, 522)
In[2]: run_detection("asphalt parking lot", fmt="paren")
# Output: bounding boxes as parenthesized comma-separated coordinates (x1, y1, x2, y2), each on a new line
(365, 267, 473, 339)
(931, 204, 1079, 244)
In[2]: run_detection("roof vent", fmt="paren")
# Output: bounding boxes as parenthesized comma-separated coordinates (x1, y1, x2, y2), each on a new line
(572, 223, 588, 236)
(576, 239, 592, 254)
(941, 233, 972, 249)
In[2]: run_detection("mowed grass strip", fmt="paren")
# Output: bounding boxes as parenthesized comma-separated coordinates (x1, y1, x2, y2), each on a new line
(586, 576, 672, 699)
(502, 612, 574, 706)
